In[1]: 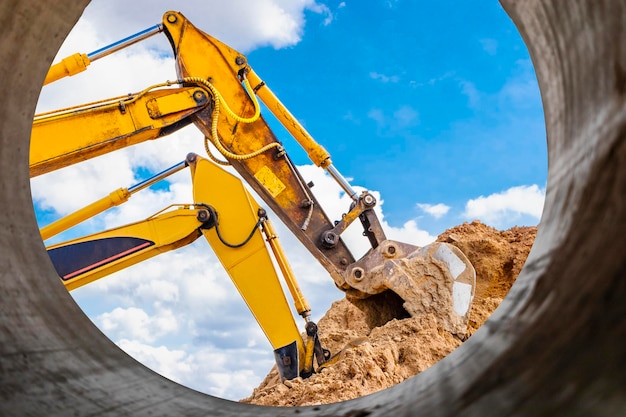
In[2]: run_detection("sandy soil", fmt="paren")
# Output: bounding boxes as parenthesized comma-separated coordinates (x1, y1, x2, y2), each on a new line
(241, 220, 537, 406)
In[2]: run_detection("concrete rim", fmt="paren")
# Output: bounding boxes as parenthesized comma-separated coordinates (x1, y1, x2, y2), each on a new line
(1, 0, 624, 416)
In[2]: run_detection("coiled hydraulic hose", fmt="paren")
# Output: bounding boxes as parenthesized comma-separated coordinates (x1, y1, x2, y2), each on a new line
(181, 75, 283, 163)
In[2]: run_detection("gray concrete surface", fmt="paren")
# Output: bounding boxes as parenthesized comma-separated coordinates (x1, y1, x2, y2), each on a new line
(1, 0, 624, 416)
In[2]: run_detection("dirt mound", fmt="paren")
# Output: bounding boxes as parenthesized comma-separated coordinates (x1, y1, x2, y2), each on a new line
(241, 221, 537, 406)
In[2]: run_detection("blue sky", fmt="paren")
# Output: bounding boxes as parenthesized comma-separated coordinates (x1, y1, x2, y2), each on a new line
(246, 1, 546, 230)
(31, 0, 546, 401)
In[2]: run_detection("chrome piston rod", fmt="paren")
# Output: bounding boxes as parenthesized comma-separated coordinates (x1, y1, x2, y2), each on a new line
(87, 23, 163, 62)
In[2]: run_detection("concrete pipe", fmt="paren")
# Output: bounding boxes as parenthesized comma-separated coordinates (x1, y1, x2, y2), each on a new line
(0, 0, 624, 416)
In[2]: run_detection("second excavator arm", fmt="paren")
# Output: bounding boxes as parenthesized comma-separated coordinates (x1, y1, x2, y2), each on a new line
(45, 153, 328, 380)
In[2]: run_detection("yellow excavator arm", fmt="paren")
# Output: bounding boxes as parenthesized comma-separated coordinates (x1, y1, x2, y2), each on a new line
(31, 84, 209, 176)
(33, 10, 476, 380)
(32, 11, 360, 293)
(48, 203, 205, 290)
(45, 153, 323, 379)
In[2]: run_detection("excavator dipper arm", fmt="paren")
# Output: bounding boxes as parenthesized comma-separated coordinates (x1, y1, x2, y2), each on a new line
(44, 153, 325, 380)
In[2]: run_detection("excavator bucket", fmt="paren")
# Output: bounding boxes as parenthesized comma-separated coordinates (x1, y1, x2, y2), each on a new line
(341, 239, 476, 337)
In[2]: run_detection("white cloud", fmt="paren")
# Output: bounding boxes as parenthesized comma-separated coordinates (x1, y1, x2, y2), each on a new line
(73, 0, 331, 54)
(135, 279, 180, 304)
(98, 307, 179, 343)
(370, 71, 400, 83)
(117, 339, 192, 380)
(383, 219, 436, 247)
(456, 58, 540, 114)
(393, 105, 420, 128)
(417, 203, 450, 219)
(30, 152, 134, 216)
(367, 108, 385, 126)
(410, 70, 455, 88)
(480, 38, 498, 55)
(367, 105, 420, 133)
(117, 339, 273, 399)
(498, 59, 542, 109)
(463, 184, 545, 228)
(459, 80, 481, 108)
(307, 3, 334, 26)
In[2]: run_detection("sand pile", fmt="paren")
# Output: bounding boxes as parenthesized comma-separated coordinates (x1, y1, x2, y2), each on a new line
(241, 220, 537, 406)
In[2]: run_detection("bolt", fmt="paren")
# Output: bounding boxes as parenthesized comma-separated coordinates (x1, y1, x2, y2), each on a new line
(193, 91, 207, 103)
(340, 257, 349, 266)
(352, 267, 364, 281)
(321, 231, 338, 248)
(197, 209, 209, 222)
(383, 244, 397, 258)
(166, 14, 178, 23)
(362, 193, 376, 207)
(186, 153, 197, 164)
(273, 147, 286, 160)
(235, 56, 246, 66)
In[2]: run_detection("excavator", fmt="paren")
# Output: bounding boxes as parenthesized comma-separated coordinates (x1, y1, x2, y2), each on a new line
(31, 11, 476, 382)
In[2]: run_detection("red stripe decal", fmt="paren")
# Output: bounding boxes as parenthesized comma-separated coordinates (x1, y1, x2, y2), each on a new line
(63, 241, 153, 280)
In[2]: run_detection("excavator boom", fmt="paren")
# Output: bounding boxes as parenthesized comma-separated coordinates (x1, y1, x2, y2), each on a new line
(33, 10, 477, 380)
(31, 84, 209, 176)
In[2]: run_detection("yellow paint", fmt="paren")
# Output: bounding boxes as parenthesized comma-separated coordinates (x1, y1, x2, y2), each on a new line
(254, 165, 286, 198)
(30, 86, 206, 177)
(48, 207, 204, 290)
(191, 156, 303, 354)
(43, 52, 90, 85)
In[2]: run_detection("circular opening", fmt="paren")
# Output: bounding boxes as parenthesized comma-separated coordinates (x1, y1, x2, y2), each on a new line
(29, 1, 546, 406)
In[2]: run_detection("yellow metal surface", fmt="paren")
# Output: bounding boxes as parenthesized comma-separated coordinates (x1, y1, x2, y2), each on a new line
(43, 52, 91, 85)
(40, 187, 130, 241)
(246, 69, 332, 168)
(29, 13, 478, 382)
(189, 156, 303, 354)
(34, 12, 340, 367)
(30, 86, 207, 177)
(145, 89, 202, 118)
(48, 207, 204, 290)
(32, 12, 355, 295)
(301, 336, 315, 376)
(254, 165, 286, 198)
(164, 11, 355, 285)
(45, 152, 305, 365)
(261, 218, 311, 317)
